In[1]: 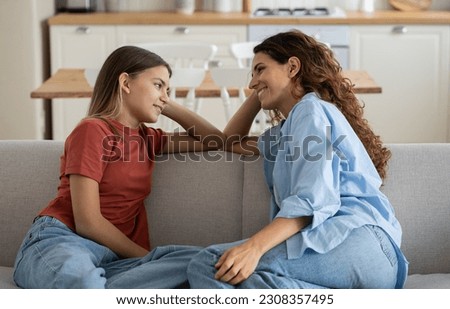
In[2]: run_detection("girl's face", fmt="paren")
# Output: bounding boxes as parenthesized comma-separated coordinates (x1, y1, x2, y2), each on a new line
(249, 52, 300, 117)
(119, 65, 170, 128)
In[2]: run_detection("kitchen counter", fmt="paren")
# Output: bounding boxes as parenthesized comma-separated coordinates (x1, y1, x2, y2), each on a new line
(48, 10, 450, 26)
(31, 69, 381, 99)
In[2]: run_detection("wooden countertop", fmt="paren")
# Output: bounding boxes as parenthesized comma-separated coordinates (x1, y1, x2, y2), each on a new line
(48, 10, 450, 26)
(30, 69, 381, 100)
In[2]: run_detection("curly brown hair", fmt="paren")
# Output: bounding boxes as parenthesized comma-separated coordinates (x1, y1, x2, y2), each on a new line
(254, 30, 391, 180)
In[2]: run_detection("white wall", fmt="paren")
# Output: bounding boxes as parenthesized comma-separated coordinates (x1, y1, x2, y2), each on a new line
(0, 0, 55, 140)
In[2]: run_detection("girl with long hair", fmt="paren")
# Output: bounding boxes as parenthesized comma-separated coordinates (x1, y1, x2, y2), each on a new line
(14, 46, 223, 288)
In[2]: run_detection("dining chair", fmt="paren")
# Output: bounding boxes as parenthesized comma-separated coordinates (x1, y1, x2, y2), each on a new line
(229, 41, 270, 133)
(230, 41, 259, 68)
(210, 66, 270, 134)
(209, 67, 250, 122)
(134, 42, 218, 69)
(134, 42, 217, 131)
(84, 68, 99, 87)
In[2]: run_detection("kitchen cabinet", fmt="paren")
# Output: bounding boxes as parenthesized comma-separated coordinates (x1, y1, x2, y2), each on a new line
(350, 25, 449, 143)
(116, 25, 247, 68)
(50, 25, 117, 140)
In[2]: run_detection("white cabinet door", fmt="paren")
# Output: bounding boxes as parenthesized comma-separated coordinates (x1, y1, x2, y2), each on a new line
(350, 25, 449, 143)
(116, 25, 247, 68)
(50, 25, 117, 140)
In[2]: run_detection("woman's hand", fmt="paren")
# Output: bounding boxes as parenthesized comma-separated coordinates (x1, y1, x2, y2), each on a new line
(214, 240, 263, 285)
(214, 217, 312, 285)
(221, 91, 261, 155)
(223, 91, 261, 141)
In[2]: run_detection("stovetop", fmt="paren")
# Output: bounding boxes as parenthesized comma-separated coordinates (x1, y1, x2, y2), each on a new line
(252, 7, 346, 18)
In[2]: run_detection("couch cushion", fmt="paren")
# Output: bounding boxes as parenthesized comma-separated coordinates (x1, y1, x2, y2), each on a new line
(404, 273, 450, 289)
(382, 144, 450, 275)
(0, 267, 19, 289)
(242, 155, 271, 238)
(0, 140, 63, 268)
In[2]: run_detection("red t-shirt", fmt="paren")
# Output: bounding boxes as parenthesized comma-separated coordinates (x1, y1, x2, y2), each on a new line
(39, 118, 167, 250)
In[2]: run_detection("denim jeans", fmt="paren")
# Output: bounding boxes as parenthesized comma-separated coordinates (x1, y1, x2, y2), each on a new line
(187, 225, 399, 289)
(13, 216, 202, 288)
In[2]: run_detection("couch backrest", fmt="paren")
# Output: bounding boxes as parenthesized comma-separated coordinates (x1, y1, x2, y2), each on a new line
(147, 151, 247, 248)
(1, 141, 449, 276)
(0, 141, 63, 267)
(0, 141, 266, 267)
(146, 153, 271, 249)
(382, 144, 450, 275)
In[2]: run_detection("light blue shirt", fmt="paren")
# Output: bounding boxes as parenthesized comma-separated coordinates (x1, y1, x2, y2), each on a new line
(258, 93, 408, 288)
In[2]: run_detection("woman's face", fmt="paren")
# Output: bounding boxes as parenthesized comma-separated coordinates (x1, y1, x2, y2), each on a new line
(249, 52, 299, 117)
(119, 65, 170, 128)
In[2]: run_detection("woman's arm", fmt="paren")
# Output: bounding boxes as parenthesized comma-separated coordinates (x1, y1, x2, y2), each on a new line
(222, 91, 261, 155)
(70, 174, 148, 258)
(161, 100, 225, 153)
(215, 216, 311, 285)
(223, 91, 261, 139)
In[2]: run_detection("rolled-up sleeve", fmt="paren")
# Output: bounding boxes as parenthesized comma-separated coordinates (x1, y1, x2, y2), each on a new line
(274, 105, 342, 230)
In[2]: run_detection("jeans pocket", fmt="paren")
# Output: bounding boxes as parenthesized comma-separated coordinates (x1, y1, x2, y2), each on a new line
(367, 225, 397, 267)
(15, 217, 67, 267)
(13, 219, 44, 279)
(16, 218, 45, 259)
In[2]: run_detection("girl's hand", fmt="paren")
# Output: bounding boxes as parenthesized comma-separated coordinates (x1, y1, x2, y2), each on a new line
(160, 98, 178, 118)
(214, 241, 263, 285)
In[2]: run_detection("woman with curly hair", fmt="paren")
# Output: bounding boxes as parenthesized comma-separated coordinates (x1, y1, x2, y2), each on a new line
(187, 30, 408, 289)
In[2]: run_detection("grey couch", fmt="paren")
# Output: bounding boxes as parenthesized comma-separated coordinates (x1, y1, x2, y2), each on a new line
(1, 140, 449, 288)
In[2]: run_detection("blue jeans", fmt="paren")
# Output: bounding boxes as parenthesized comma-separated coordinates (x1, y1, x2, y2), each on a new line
(187, 225, 399, 289)
(13, 216, 202, 288)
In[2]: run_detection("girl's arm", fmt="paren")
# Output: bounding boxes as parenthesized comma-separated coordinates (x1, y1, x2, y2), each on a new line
(222, 91, 261, 155)
(70, 174, 148, 258)
(161, 100, 225, 153)
(215, 216, 312, 285)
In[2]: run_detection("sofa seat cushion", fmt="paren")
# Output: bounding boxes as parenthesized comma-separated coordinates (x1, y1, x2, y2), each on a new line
(3, 265, 449, 289)
(0, 266, 18, 289)
(404, 273, 450, 289)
